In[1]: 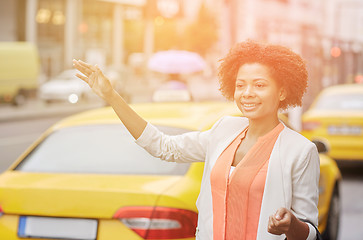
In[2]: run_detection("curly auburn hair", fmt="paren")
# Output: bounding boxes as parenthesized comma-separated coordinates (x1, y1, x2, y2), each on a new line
(218, 40, 308, 110)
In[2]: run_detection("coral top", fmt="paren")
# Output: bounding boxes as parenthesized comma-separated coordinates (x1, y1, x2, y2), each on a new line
(210, 123, 284, 240)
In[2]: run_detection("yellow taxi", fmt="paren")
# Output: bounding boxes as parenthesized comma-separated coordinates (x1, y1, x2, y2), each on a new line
(0, 102, 341, 240)
(302, 84, 363, 161)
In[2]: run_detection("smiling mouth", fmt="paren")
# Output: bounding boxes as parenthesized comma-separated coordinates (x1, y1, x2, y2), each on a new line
(243, 103, 256, 107)
(241, 103, 259, 111)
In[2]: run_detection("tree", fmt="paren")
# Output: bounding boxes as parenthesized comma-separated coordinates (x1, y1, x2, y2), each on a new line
(182, 3, 218, 56)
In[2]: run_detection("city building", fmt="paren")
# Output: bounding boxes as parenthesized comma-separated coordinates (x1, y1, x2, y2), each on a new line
(1, 0, 362, 96)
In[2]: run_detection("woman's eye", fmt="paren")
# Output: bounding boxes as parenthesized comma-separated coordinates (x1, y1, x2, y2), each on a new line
(256, 83, 265, 88)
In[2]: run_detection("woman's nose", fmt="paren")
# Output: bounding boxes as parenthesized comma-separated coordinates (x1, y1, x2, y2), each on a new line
(242, 85, 254, 98)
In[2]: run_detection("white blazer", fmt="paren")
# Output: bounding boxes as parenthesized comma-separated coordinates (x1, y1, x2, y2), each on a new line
(136, 116, 320, 240)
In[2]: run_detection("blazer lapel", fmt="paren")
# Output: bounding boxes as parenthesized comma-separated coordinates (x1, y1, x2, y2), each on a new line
(209, 127, 245, 167)
(256, 131, 286, 240)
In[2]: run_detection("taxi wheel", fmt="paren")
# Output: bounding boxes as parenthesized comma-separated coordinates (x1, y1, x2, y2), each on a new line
(13, 93, 26, 106)
(13, 89, 27, 106)
(322, 186, 340, 240)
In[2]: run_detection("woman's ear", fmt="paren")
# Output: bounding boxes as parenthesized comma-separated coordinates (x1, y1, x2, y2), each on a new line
(279, 88, 287, 101)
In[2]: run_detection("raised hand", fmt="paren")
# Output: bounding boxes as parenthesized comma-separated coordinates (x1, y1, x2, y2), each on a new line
(73, 59, 114, 100)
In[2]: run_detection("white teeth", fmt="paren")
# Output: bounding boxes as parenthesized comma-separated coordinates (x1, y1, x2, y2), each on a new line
(243, 104, 256, 107)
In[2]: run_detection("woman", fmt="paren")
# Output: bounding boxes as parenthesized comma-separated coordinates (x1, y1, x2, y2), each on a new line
(73, 40, 319, 240)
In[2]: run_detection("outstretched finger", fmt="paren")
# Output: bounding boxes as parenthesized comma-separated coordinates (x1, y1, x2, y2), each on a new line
(78, 60, 97, 72)
(76, 73, 89, 83)
(73, 61, 93, 77)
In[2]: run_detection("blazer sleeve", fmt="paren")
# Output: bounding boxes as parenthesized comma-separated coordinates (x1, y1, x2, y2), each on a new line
(135, 118, 223, 163)
(290, 142, 320, 240)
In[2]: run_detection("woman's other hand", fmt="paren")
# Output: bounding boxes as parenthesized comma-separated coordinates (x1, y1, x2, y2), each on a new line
(268, 207, 292, 235)
(73, 59, 114, 101)
(268, 207, 309, 239)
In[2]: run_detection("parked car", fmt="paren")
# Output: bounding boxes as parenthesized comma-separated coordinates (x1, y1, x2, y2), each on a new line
(302, 84, 363, 162)
(39, 68, 124, 104)
(39, 69, 93, 104)
(152, 80, 192, 102)
(0, 102, 341, 240)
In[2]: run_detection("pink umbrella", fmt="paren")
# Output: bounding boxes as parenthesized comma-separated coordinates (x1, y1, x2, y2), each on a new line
(147, 50, 207, 74)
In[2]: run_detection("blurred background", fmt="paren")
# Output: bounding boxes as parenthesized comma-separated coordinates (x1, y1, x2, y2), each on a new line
(0, 0, 363, 239)
(1, 0, 363, 108)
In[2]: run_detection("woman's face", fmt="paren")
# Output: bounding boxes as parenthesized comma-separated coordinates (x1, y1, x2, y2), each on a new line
(234, 63, 286, 121)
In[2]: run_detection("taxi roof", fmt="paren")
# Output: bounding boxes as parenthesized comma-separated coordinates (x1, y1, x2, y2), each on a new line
(321, 83, 363, 95)
(52, 101, 242, 132)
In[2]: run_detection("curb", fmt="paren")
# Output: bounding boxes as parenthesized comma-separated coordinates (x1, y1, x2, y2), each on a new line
(0, 102, 106, 123)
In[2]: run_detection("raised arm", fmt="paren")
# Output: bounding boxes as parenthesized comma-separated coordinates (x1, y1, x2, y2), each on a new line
(73, 59, 147, 140)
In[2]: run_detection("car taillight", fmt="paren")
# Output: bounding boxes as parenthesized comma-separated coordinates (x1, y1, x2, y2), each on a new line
(302, 121, 321, 131)
(3, 94, 12, 102)
(113, 206, 198, 239)
(0, 205, 3, 216)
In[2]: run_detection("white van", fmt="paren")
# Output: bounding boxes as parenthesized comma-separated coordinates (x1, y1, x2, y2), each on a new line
(0, 42, 40, 105)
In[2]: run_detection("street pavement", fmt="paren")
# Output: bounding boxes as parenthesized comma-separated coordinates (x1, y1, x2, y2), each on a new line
(0, 99, 105, 122)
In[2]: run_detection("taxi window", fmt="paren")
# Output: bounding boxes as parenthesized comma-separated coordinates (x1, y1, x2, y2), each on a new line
(315, 93, 363, 110)
(15, 124, 191, 175)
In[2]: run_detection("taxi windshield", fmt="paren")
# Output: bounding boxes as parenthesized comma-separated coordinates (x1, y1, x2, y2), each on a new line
(314, 93, 363, 110)
(15, 124, 191, 175)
